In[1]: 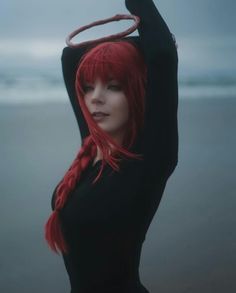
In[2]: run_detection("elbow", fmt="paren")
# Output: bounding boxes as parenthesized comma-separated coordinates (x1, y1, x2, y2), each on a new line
(166, 154, 178, 177)
(172, 156, 178, 170)
(61, 46, 77, 65)
(61, 46, 71, 62)
(171, 155, 178, 170)
(166, 159, 178, 178)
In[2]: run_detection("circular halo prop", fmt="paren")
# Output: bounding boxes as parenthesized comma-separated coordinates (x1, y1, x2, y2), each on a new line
(66, 14, 140, 48)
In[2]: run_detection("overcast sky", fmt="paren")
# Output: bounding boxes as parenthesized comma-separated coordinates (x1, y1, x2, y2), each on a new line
(1, 0, 236, 39)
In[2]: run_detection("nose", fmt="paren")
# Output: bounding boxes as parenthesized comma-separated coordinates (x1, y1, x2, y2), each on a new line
(91, 84, 106, 105)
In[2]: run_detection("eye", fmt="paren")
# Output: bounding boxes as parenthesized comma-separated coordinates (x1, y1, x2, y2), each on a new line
(108, 84, 122, 91)
(83, 84, 93, 93)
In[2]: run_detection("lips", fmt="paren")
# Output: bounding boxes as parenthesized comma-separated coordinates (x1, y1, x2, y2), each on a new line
(92, 112, 109, 117)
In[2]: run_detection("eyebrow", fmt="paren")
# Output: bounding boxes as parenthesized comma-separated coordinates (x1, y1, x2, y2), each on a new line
(108, 78, 119, 83)
(84, 79, 119, 84)
(83, 78, 120, 85)
(107, 76, 118, 81)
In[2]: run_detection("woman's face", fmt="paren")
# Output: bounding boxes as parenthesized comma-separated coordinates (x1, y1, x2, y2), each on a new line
(83, 78, 129, 142)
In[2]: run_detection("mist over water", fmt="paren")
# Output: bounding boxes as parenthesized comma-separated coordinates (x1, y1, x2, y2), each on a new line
(0, 35, 235, 104)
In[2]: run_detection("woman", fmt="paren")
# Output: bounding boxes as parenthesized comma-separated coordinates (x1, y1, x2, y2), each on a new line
(45, 0, 178, 292)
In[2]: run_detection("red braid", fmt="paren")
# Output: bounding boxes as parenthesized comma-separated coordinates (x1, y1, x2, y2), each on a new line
(45, 136, 97, 254)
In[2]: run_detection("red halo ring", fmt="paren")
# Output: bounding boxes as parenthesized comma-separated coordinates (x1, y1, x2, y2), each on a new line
(66, 14, 140, 48)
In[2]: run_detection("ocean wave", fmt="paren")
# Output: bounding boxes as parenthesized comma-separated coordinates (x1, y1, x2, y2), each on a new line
(0, 36, 236, 104)
(1, 79, 235, 105)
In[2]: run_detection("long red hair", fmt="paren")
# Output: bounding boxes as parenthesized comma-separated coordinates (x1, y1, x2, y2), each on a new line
(45, 40, 147, 254)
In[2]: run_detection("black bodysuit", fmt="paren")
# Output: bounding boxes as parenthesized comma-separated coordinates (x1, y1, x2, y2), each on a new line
(51, 0, 178, 292)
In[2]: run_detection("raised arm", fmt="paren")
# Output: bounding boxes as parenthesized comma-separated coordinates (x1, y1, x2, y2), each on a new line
(126, 0, 179, 179)
(61, 0, 178, 179)
(61, 46, 90, 141)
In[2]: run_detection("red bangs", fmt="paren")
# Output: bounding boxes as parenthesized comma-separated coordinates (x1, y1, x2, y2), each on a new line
(76, 41, 143, 91)
(78, 58, 126, 87)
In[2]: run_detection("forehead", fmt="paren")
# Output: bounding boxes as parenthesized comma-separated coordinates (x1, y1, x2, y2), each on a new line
(85, 76, 118, 83)
(79, 56, 126, 85)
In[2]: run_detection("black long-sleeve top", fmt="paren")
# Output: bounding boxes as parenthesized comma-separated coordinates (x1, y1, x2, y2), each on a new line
(51, 0, 178, 292)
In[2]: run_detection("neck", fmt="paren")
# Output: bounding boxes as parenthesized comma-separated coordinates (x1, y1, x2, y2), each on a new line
(94, 131, 125, 164)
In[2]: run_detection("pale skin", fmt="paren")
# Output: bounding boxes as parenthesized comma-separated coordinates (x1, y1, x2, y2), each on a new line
(83, 78, 129, 165)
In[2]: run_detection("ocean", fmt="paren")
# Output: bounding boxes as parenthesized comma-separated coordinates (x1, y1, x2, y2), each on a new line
(0, 35, 235, 105)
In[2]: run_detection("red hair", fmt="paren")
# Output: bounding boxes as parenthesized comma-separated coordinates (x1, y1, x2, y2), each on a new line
(45, 40, 147, 254)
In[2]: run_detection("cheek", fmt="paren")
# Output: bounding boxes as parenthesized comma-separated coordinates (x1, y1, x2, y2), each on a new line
(113, 100, 129, 126)
(121, 102, 129, 122)
(112, 96, 129, 121)
(83, 96, 90, 111)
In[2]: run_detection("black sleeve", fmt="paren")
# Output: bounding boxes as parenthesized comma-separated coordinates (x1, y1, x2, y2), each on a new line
(125, 0, 179, 179)
(51, 184, 58, 211)
(51, 180, 63, 211)
(61, 47, 90, 141)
